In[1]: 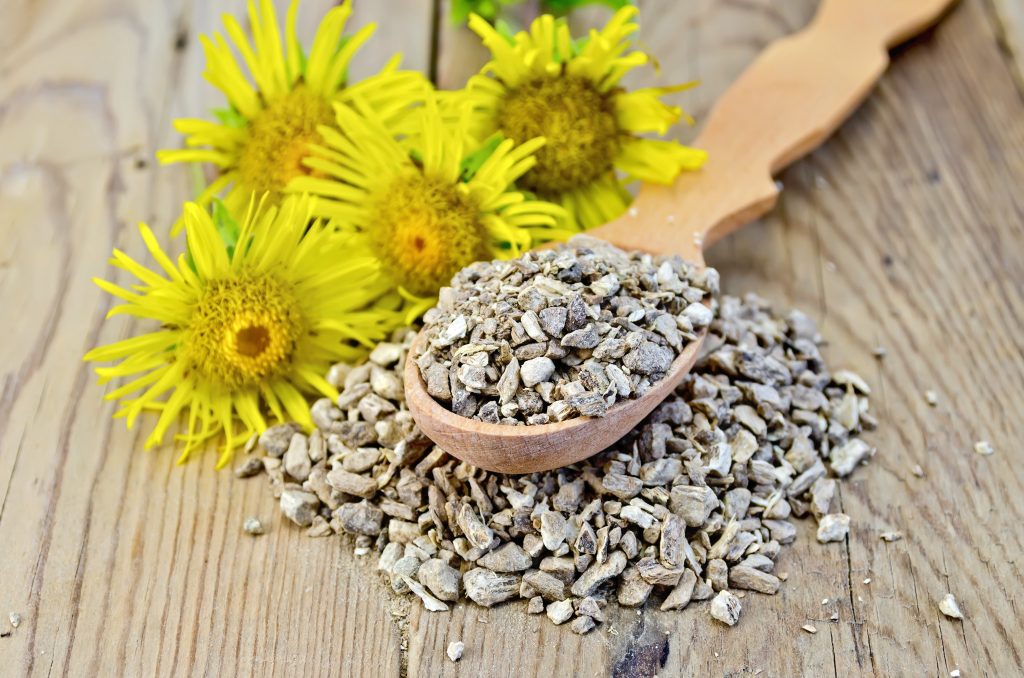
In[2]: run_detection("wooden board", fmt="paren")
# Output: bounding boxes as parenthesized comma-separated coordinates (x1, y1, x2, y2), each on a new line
(1, 0, 1023, 676)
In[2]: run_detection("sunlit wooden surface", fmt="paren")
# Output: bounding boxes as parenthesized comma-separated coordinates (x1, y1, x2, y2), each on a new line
(1, 1, 1022, 675)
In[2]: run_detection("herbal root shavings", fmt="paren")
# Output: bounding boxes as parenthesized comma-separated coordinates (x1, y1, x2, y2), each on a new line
(240, 293, 876, 632)
(414, 237, 717, 425)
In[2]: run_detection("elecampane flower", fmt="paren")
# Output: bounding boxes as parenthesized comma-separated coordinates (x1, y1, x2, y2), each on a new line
(463, 7, 707, 230)
(158, 0, 428, 234)
(84, 196, 399, 466)
(287, 97, 567, 318)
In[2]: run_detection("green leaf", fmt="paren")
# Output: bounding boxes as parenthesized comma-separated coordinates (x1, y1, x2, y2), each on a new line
(451, 0, 523, 25)
(571, 34, 590, 56)
(459, 134, 505, 182)
(211, 199, 241, 260)
(450, 0, 474, 23)
(493, 18, 519, 44)
(186, 200, 240, 273)
(543, 0, 633, 13)
(213, 106, 248, 129)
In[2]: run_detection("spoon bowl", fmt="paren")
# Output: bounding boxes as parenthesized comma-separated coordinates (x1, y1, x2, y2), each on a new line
(404, 315, 708, 474)
(404, 0, 955, 473)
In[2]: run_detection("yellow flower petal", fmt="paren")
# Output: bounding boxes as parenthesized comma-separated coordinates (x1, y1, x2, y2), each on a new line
(615, 138, 708, 184)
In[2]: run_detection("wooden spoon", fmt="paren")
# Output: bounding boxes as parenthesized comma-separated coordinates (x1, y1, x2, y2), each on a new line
(405, 0, 955, 474)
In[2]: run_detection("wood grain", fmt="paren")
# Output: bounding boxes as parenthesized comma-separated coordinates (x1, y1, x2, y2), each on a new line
(987, 0, 1024, 93)
(2, 1, 1023, 677)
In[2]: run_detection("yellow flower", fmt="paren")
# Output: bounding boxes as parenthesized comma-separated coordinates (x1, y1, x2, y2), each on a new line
(158, 0, 427, 234)
(463, 7, 707, 230)
(287, 97, 567, 318)
(84, 196, 400, 467)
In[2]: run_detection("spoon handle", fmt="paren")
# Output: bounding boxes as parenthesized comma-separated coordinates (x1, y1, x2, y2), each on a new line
(589, 0, 955, 261)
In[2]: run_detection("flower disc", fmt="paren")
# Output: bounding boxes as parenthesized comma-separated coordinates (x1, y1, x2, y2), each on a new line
(184, 274, 303, 389)
(236, 85, 335, 200)
(497, 75, 620, 195)
(369, 173, 488, 297)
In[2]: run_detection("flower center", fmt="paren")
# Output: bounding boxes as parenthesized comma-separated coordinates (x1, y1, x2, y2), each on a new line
(236, 85, 335, 200)
(185, 274, 303, 389)
(235, 324, 271, 358)
(368, 172, 488, 297)
(496, 75, 621, 195)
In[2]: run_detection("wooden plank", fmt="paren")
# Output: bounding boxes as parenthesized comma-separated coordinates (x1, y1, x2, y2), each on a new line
(349, 0, 434, 78)
(3, 0, 1024, 676)
(801, 4, 1024, 673)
